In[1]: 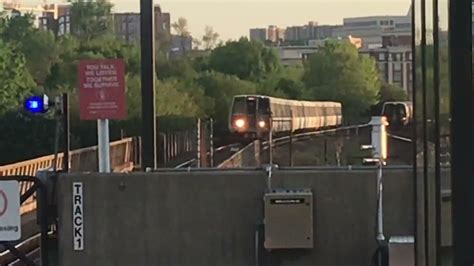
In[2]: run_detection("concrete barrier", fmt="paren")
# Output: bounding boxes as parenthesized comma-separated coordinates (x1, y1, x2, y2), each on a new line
(56, 168, 442, 266)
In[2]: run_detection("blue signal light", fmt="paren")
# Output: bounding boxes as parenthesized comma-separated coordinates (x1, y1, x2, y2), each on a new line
(24, 95, 49, 114)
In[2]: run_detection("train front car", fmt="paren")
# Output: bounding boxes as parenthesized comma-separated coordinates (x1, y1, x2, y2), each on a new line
(229, 95, 271, 140)
(381, 101, 413, 128)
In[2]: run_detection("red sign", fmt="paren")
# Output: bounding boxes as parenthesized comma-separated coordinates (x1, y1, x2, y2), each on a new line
(79, 59, 127, 120)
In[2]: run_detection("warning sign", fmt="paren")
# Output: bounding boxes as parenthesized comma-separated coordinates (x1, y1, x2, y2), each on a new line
(78, 59, 127, 120)
(0, 181, 21, 241)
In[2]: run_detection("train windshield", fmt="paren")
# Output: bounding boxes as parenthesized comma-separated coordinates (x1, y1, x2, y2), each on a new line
(382, 104, 395, 116)
(247, 98, 257, 115)
(258, 98, 270, 115)
(397, 104, 406, 116)
(232, 97, 246, 114)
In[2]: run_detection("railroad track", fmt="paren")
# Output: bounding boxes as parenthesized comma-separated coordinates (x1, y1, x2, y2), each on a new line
(0, 233, 48, 266)
(177, 125, 372, 169)
(175, 143, 243, 168)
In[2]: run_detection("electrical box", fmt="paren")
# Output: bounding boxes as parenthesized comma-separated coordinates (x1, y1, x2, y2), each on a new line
(388, 236, 415, 266)
(264, 189, 313, 249)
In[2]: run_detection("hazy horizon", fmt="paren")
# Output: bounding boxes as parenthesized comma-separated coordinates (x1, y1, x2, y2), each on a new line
(21, 0, 413, 40)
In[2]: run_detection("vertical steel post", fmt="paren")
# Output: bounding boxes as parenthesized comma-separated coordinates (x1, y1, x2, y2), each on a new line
(269, 118, 273, 165)
(39, 183, 49, 266)
(450, 0, 473, 263)
(324, 139, 328, 165)
(97, 119, 111, 173)
(140, 0, 157, 170)
(210, 118, 214, 167)
(289, 113, 293, 167)
(197, 118, 201, 168)
(62, 93, 70, 172)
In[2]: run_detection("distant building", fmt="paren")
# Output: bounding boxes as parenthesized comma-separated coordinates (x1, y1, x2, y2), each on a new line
(308, 35, 362, 49)
(277, 45, 318, 66)
(360, 46, 413, 97)
(38, 3, 72, 36)
(267, 25, 279, 42)
(113, 12, 141, 44)
(333, 14, 412, 49)
(285, 23, 340, 43)
(277, 28, 286, 42)
(113, 5, 171, 45)
(170, 35, 193, 57)
(249, 28, 267, 42)
(154, 5, 171, 36)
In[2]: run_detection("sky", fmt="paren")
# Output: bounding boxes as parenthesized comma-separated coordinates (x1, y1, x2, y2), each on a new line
(23, 0, 413, 40)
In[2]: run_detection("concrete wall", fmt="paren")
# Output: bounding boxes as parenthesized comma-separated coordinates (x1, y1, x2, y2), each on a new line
(57, 168, 421, 266)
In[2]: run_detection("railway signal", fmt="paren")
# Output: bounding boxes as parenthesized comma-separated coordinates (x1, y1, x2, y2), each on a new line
(24, 94, 50, 114)
(23, 93, 71, 172)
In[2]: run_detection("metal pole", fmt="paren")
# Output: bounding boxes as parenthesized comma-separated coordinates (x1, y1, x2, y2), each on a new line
(269, 118, 273, 165)
(432, 0, 442, 263)
(289, 114, 293, 167)
(210, 118, 214, 167)
(376, 161, 385, 243)
(140, 0, 157, 170)
(450, 0, 473, 262)
(324, 139, 328, 165)
(97, 119, 111, 173)
(197, 118, 201, 168)
(62, 93, 70, 173)
(39, 183, 49, 266)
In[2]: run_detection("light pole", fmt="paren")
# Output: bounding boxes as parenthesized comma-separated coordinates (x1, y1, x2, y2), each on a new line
(140, 0, 157, 170)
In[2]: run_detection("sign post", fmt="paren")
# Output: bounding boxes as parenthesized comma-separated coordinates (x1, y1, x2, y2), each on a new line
(0, 181, 21, 241)
(97, 119, 111, 172)
(79, 59, 127, 173)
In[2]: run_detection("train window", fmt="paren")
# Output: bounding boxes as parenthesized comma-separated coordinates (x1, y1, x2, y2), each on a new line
(247, 98, 257, 115)
(382, 104, 395, 116)
(232, 98, 246, 114)
(258, 98, 271, 115)
(397, 104, 406, 116)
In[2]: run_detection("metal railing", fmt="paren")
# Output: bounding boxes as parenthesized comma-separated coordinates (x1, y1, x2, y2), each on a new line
(218, 124, 371, 169)
(0, 137, 139, 215)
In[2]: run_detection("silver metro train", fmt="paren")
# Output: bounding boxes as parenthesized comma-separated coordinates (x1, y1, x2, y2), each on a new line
(381, 101, 413, 127)
(228, 95, 343, 139)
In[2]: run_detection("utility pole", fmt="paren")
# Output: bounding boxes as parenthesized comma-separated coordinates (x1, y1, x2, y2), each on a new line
(140, 0, 157, 170)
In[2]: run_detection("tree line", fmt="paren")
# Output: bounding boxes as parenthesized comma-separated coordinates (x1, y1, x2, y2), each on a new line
(0, 0, 406, 164)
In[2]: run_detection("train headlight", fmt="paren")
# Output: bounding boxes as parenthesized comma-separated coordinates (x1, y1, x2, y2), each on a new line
(235, 119, 245, 129)
(258, 121, 266, 128)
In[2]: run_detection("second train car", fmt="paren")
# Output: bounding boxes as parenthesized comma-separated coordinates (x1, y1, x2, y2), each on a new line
(229, 95, 343, 139)
(381, 101, 413, 127)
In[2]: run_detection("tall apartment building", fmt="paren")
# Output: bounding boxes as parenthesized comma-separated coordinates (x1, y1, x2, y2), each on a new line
(360, 46, 413, 97)
(267, 25, 278, 42)
(285, 23, 339, 43)
(113, 5, 171, 44)
(249, 28, 267, 42)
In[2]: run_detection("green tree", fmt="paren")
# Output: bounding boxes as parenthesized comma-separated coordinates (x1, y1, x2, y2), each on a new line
(379, 83, 407, 102)
(157, 57, 197, 80)
(303, 40, 380, 122)
(0, 40, 36, 115)
(202, 26, 219, 50)
(156, 80, 202, 116)
(0, 14, 59, 85)
(69, 0, 114, 41)
(196, 72, 257, 127)
(208, 38, 280, 80)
